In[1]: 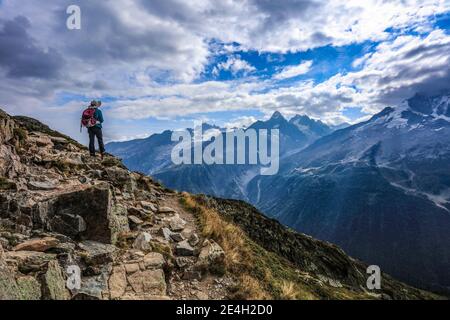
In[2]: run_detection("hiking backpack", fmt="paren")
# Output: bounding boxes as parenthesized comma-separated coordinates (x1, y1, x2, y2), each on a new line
(80, 108, 97, 129)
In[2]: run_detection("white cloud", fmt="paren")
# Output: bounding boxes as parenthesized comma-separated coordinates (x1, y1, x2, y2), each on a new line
(0, 0, 449, 141)
(273, 60, 313, 80)
(104, 30, 450, 125)
(223, 116, 258, 129)
(213, 56, 256, 76)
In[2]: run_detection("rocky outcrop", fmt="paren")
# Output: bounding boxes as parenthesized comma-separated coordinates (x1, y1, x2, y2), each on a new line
(0, 109, 229, 300)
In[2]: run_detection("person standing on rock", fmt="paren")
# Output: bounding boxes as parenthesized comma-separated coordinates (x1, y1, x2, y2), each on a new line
(81, 100, 105, 159)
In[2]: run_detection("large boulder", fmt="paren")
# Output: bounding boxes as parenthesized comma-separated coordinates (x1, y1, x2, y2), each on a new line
(33, 184, 128, 244)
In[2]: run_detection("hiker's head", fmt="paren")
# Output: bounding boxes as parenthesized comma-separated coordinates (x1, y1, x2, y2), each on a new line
(90, 100, 102, 108)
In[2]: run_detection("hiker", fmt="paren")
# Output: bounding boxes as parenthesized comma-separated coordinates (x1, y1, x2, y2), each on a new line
(81, 100, 105, 159)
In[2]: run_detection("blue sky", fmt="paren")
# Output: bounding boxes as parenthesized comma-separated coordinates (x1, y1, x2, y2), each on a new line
(0, 1, 450, 144)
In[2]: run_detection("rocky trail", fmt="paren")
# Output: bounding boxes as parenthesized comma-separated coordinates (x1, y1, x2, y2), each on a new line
(0, 110, 233, 300)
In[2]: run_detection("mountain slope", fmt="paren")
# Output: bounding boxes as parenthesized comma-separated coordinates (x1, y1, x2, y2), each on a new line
(107, 113, 332, 201)
(252, 93, 450, 293)
(0, 108, 439, 300)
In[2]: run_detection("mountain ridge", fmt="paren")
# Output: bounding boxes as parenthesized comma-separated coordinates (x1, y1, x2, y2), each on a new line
(252, 93, 450, 294)
(107, 113, 336, 201)
(107, 92, 450, 294)
(0, 108, 441, 300)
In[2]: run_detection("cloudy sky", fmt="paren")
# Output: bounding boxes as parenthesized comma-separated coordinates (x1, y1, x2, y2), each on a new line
(0, 0, 449, 143)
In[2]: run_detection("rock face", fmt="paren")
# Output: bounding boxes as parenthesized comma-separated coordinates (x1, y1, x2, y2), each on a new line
(39, 260, 71, 300)
(40, 185, 119, 244)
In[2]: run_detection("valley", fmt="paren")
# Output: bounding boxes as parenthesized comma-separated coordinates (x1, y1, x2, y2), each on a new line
(107, 93, 450, 294)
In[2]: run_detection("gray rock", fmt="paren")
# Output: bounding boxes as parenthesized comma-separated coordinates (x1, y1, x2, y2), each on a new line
(128, 206, 150, 219)
(78, 176, 89, 184)
(169, 215, 186, 232)
(49, 213, 87, 238)
(127, 269, 166, 296)
(182, 268, 202, 281)
(39, 260, 71, 300)
(49, 136, 68, 144)
(140, 201, 157, 212)
(79, 241, 116, 266)
(28, 180, 56, 190)
(36, 184, 127, 244)
(175, 240, 195, 256)
(188, 233, 200, 246)
(4, 251, 56, 274)
(158, 206, 177, 214)
(143, 252, 165, 269)
(159, 227, 173, 241)
(132, 232, 152, 252)
(175, 257, 192, 268)
(128, 215, 143, 230)
(170, 232, 184, 242)
(105, 167, 135, 192)
(198, 240, 225, 264)
(73, 265, 111, 300)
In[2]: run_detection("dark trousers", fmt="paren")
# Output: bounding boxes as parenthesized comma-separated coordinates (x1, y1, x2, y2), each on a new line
(88, 126, 105, 156)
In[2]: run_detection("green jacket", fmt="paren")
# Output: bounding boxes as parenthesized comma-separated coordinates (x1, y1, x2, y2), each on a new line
(93, 108, 104, 128)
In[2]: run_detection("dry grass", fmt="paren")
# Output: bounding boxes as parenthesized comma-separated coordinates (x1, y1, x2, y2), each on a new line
(238, 275, 271, 300)
(180, 193, 319, 300)
(181, 193, 251, 270)
(279, 281, 298, 300)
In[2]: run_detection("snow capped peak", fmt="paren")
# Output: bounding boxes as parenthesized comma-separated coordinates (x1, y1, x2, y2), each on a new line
(406, 92, 450, 118)
(362, 93, 450, 131)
